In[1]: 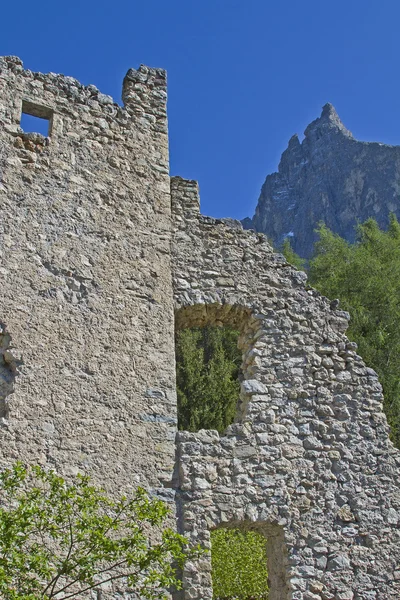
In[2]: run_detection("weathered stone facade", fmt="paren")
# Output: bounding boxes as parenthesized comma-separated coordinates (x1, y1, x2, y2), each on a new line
(171, 178, 400, 600)
(1, 57, 400, 599)
(0, 55, 176, 495)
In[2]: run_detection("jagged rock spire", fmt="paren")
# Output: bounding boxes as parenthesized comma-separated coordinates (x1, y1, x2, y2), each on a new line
(246, 104, 400, 257)
(304, 103, 353, 140)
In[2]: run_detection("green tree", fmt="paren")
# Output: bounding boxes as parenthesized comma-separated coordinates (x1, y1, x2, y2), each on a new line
(0, 462, 200, 600)
(281, 238, 306, 270)
(211, 528, 269, 599)
(175, 327, 241, 432)
(309, 215, 400, 447)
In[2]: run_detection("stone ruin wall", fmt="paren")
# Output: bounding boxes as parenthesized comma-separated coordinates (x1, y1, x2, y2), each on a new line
(171, 177, 400, 600)
(0, 55, 177, 497)
(0, 57, 400, 600)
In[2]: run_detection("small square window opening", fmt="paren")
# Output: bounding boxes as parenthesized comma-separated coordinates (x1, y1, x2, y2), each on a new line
(20, 100, 53, 137)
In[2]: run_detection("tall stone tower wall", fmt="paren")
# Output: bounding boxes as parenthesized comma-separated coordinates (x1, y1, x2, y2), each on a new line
(0, 56, 176, 495)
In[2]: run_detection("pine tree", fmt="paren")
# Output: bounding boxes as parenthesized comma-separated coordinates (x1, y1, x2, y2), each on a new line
(309, 215, 400, 447)
(281, 237, 306, 270)
(175, 327, 241, 432)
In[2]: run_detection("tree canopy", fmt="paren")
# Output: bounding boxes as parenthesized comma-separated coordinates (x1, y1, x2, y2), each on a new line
(281, 238, 306, 270)
(211, 528, 269, 599)
(308, 215, 400, 447)
(0, 462, 199, 600)
(175, 326, 241, 432)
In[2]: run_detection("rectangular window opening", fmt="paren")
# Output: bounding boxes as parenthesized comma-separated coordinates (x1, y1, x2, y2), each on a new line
(20, 100, 53, 137)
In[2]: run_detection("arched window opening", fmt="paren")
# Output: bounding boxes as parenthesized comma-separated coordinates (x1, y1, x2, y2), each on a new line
(175, 303, 263, 431)
(175, 325, 241, 432)
(211, 527, 269, 599)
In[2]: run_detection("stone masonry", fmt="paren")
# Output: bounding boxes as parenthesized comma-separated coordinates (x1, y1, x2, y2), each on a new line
(0, 55, 176, 495)
(1, 57, 400, 599)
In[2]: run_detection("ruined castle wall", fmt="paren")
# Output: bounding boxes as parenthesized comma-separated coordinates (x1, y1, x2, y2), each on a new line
(0, 56, 177, 495)
(171, 176, 400, 600)
(1, 55, 400, 600)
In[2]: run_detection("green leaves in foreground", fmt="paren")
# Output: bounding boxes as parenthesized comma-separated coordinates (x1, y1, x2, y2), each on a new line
(211, 528, 269, 599)
(176, 326, 241, 433)
(0, 462, 201, 600)
(309, 215, 400, 447)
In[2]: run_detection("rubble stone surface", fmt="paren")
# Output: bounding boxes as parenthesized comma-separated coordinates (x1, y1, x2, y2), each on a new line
(171, 177, 400, 599)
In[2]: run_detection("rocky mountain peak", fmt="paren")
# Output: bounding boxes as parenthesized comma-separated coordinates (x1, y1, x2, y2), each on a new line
(245, 105, 400, 257)
(304, 102, 353, 142)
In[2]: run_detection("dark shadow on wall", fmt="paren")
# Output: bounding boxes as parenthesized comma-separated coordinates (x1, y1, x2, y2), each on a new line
(0, 323, 21, 421)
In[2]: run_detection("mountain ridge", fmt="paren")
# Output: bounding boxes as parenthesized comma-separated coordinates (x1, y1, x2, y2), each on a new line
(244, 103, 400, 257)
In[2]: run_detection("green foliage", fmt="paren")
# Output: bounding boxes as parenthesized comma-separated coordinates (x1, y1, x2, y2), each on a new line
(211, 528, 269, 599)
(281, 238, 306, 270)
(175, 326, 241, 432)
(309, 215, 400, 447)
(0, 462, 200, 600)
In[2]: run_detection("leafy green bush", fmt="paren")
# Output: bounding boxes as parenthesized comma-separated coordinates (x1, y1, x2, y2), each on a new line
(0, 462, 200, 600)
(211, 528, 269, 599)
(175, 326, 241, 432)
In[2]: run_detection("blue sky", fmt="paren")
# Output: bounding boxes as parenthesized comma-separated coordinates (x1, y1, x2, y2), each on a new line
(2, 0, 399, 219)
